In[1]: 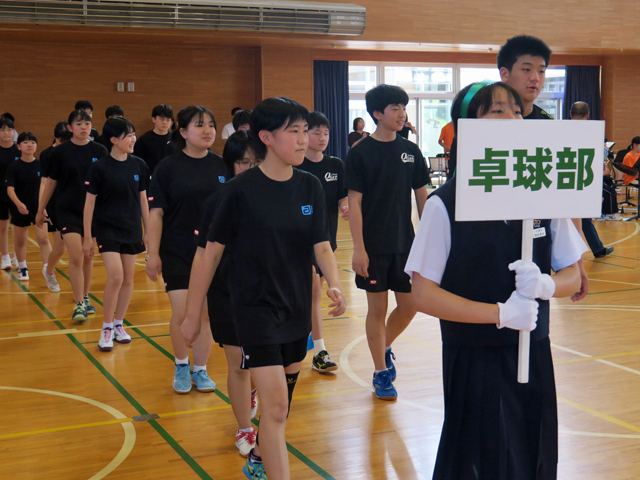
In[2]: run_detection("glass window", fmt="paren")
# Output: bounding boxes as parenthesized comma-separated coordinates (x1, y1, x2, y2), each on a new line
(420, 99, 452, 158)
(348, 65, 377, 92)
(384, 66, 453, 92)
(459, 67, 502, 88)
(541, 68, 565, 94)
(533, 99, 561, 119)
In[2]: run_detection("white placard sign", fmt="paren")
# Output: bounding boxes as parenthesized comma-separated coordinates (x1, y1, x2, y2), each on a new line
(456, 119, 605, 221)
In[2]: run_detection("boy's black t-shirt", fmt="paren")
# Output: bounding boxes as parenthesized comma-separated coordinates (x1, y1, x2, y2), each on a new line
(39, 145, 59, 213)
(134, 130, 172, 175)
(344, 134, 429, 255)
(48, 141, 109, 223)
(89, 128, 100, 142)
(85, 155, 150, 243)
(525, 104, 554, 120)
(4, 159, 41, 214)
(94, 133, 112, 152)
(148, 150, 227, 278)
(297, 156, 346, 250)
(0, 144, 20, 202)
(207, 167, 330, 346)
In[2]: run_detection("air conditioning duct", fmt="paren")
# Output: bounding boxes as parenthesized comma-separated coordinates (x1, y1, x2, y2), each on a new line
(0, 0, 366, 35)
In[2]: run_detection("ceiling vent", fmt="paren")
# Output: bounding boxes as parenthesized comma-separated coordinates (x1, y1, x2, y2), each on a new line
(0, 0, 366, 35)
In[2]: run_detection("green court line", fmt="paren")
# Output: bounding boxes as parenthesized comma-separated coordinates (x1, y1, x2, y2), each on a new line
(587, 259, 635, 269)
(55, 268, 337, 479)
(9, 271, 214, 480)
(585, 287, 640, 296)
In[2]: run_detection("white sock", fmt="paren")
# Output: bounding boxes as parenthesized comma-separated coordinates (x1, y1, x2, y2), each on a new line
(239, 427, 254, 433)
(314, 338, 326, 355)
(18, 261, 27, 269)
(103, 322, 114, 330)
(114, 319, 123, 326)
(1, 254, 9, 261)
(193, 365, 206, 372)
(175, 356, 189, 365)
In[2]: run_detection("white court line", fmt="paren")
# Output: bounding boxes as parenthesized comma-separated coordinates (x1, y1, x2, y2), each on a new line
(0, 322, 170, 341)
(605, 222, 640, 246)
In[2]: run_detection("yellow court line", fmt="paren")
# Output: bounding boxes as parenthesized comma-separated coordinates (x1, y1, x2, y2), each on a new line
(0, 318, 62, 326)
(0, 322, 170, 341)
(558, 396, 640, 434)
(555, 349, 640, 365)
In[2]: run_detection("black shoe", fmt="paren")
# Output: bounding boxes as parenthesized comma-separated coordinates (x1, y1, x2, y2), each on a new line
(312, 350, 338, 372)
(594, 246, 614, 258)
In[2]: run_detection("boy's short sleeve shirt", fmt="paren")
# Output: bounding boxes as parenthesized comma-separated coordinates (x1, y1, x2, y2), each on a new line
(134, 130, 172, 175)
(297, 156, 347, 250)
(0, 144, 20, 202)
(5, 159, 41, 213)
(48, 141, 109, 222)
(85, 155, 150, 243)
(148, 150, 228, 277)
(207, 167, 330, 345)
(344, 135, 429, 254)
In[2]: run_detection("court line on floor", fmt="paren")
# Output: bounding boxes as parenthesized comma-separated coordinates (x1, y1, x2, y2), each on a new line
(604, 222, 640, 246)
(6, 270, 215, 480)
(53, 268, 338, 480)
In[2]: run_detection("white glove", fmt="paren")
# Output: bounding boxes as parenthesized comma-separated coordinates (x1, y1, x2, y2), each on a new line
(508, 260, 555, 300)
(497, 291, 539, 331)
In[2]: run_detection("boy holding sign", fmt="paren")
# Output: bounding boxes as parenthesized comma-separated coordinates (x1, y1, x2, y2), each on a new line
(406, 82, 585, 479)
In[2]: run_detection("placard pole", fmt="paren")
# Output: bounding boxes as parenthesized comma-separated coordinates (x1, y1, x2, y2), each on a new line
(518, 219, 534, 384)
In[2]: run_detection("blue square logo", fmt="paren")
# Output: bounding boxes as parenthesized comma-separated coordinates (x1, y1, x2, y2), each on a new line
(301, 205, 313, 215)
(134, 175, 139, 181)
(92, 158, 98, 162)
(218, 176, 226, 183)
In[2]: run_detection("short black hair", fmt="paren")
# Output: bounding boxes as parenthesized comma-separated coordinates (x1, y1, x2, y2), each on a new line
(451, 82, 524, 134)
(103, 117, 136, 145)
(570, 101, 590, 118)
(1, 112, 15, 122)
(222, 130, 262, 179)
(68, 109, 92, 125)
(231, 107, 242, 116)
(631, 136, 640, 147)
(352, 117, 364, 131)
(249, 97, 309, 158)
(365, 85, 409, 125)
(497, 35, 552, 71)
(171, 106, 216, 151)
(53, 121, 72, 142)
(0, 117, 15, 130)
(17, 131, 37, 144)
(308, 111, 330, 130)
(232, 110, 252, 131)
(105, 105, 124, 118)
(75, 100, 94, 111)
(152, 104, 174, 119)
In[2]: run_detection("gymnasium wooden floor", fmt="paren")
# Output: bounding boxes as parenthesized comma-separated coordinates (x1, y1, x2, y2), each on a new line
(2, 192, 640, 479)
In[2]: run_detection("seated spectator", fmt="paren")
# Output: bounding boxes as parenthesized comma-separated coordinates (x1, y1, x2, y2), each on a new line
(348, 117, 368, 148)
(622, 136, 640, 185)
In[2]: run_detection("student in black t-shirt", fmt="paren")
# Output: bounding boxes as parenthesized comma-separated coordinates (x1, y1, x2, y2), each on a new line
(345, 84, 429, 401)
(39, 121, 71, 293)
(84, 117, 150, 352)
(146, 106, 226, 395)
(181, 98, 347, 480)
(192, 130, 262, 457)
(36, 109, 109, 322)
(94, 105, 125, 151)
(405, 82, 584, 480)
(0, 116, 19, 270)
(232, 109, 252, 133)
(74, 100, 101, 141)
(133, 104, 174, 175)
(297, 111, 348, 373)
(5, 132, 52, 281)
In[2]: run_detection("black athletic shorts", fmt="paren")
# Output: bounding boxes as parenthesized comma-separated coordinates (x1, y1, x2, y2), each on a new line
(97, 239, 145, 255)
(10, 211, 36, 228)
(355, 252, 412, 293)
(0, 201, 10, 221)
(164, 274, 190, 292)
(46, 213, 59, 232)
(240, 335, 309, 369)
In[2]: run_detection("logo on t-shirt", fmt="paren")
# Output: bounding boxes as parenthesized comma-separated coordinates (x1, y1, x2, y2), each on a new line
(37, 172, 40, 177)
(324, 172, 338, 182)
(84, 181, 90, 185)
(92, 158, 98, 162)
(194, 229, 199, 236)
(401, 153, 415, 163)
(148, 196, 154, 201)
(301, 205, 313, 215)
(134, 175, 139, 181)
(218, 176, 226, 183)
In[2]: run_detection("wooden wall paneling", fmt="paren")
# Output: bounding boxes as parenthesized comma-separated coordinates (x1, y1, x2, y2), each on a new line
(600, 55, 640, 148)
(261, 46, 314, 110)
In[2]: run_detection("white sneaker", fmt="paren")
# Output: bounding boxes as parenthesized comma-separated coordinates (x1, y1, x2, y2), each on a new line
(1, 257, 11, 270)
(42, 265, 61, 293)
(235, 428, 256, 457)
(606, 213, 622, 221)
(114, 324, 132, 343)
(18, 267, 29, 280)
(98, 328, 114, 351)
(12, 255, 18, 270)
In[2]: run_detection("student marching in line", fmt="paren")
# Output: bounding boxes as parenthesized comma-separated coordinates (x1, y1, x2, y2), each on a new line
(146, 106, 227, 394)
(180, 98, 347, 480)
(83, 117, 149, 351)
(39, 121, 72, 293)
(133, 104, 174, 176)
(36, 110, 109, 321)
(0, 116, 20, 270)
(405, 81, 586, 480)
(297, 111, 348, 373)
(5, 132, 51, 280)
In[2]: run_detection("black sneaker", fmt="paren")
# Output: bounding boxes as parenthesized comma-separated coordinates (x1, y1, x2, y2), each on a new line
(312, 350, 338, 372)
(594, 246, 614, 258)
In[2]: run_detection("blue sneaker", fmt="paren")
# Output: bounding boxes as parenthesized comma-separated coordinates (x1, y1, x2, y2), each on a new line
(243, 456, 267, 479)
(173, 363, 192, 394)
(385, 347, 396, 382)
(373, 370, 397, 401)
(84, 296, 96, 315)
(191, 369, 216, 392)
